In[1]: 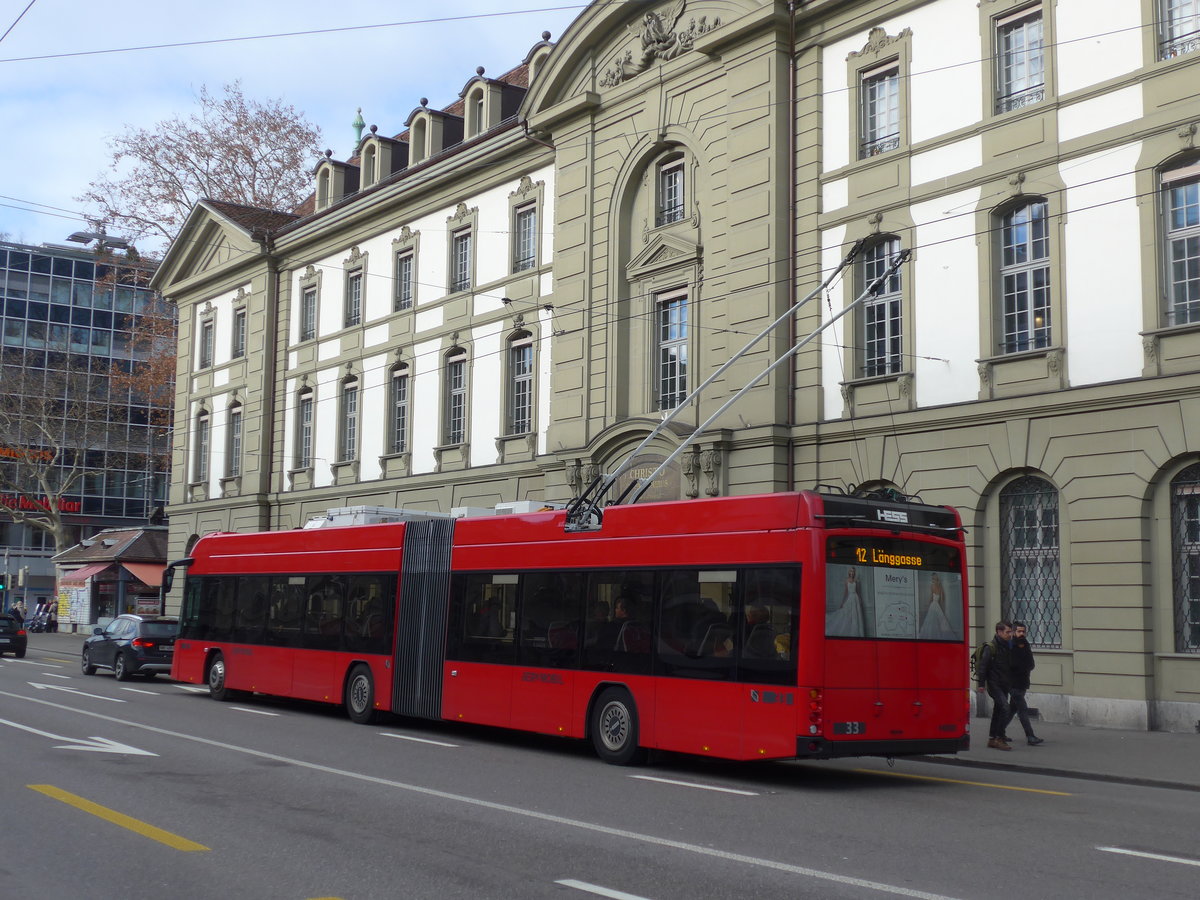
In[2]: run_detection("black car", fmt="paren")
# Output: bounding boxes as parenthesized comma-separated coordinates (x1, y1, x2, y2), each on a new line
(82, 614, 178, 680)
(0, 614, 27, 658)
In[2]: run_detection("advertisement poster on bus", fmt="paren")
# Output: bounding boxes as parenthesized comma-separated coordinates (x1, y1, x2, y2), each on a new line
(825, 562, 962, 640)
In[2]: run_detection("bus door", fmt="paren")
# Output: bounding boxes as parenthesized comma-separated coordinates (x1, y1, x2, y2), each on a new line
(442, 572, 515, 728)
(292, 574, 347, 702)
(653, 571, 744, 759)
(510, 572, 581, 735)
(912, 568, 968, 733)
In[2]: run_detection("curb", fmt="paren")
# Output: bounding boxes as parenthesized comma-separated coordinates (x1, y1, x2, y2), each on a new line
(910, 754, 1198, 792)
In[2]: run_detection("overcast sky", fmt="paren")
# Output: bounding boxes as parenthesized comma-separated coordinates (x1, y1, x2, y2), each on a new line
(0, 1, 584, 250)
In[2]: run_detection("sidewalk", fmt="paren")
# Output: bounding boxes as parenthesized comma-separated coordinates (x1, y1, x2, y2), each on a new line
(23, 631, 1200, 789)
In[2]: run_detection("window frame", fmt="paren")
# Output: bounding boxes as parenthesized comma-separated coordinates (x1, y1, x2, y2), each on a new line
(450, 228, 473, 294)
(656, 155, 686, 227)
(226, 405, 243, 478)
(1169, 461, 1200, 652)
(193, 411, 210, 484)
(394, 250, 414, 311)
(296, 392, 314, 469)
(344, 270, 363, 327)
(994, 6, 1046, 114)
(231, 307, 247, 359)
(512, 204, 538, 273)
(1159, 0, 1200, 59)
(198, 318, 214, 369)
(999, 474, 1062, 649)
(389, 365, 410, 455)
(859, 62, 901, 159)
(1162, 160, 1200, 327)
(655, 288, 689, 411)
(506, 332, 534, 436)
(860, 236, 904, 377)
(443, 350, 468, 446)
(997, 198, 1052, 354)
(338, 378, 360, 463)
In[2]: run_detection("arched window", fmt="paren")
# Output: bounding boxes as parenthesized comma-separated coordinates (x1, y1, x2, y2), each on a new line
(362, 144, 377, 187)
(410, 119, 427, 165)
(999, 475, 1061, 647)
(466, 88, 485, 138)
(1161, 156, 1200, 327)
(317, 169, 331, 209)
(860, 236, 903, 377)
(1170, 462, 1200, 652)
(997, 198, 1051, 353)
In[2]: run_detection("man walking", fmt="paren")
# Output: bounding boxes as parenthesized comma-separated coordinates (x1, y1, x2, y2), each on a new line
(976, 620, 1014, 750)
(1006, 621, 1044, 745)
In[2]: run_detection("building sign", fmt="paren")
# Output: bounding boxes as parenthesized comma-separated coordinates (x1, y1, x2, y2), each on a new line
(0, 495, 82, 513)
(610, 454, 681, 503)
(58, 585, 87, 627)
(0, 446, 53, 462)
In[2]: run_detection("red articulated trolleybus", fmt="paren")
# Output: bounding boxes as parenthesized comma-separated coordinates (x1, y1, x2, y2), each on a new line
(171, 488, 970, 764)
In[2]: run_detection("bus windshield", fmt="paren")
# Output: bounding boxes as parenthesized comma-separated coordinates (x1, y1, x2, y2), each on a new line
(824, 537, 963, 640)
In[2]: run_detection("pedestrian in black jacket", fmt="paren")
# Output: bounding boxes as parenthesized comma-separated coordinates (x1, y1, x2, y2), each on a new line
(1005, 621, 1044, 745)
(976, 620, 1013, 750)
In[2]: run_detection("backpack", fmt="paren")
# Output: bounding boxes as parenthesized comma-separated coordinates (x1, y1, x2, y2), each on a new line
(969, 640, 991, 678)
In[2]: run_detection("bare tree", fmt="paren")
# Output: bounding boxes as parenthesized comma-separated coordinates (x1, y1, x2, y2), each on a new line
(77, 81, 323, 249)
(0, 354, 124, 553)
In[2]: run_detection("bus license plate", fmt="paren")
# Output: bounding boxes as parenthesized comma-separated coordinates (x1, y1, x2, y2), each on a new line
(833, 721, 866, 735)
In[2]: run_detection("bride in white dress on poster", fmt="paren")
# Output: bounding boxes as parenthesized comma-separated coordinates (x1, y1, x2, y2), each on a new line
(827, 567, 865, 636)
(918, 572, 955, 639)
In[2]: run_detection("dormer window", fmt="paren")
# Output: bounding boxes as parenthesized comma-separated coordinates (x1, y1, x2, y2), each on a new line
(467, 88, 486, 138)
(362, 143, 378, 186)
(317, 169, 331, 209)
(410, 118, 428, 165)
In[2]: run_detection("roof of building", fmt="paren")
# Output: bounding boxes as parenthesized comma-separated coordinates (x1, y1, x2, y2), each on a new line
(53, 526, 168, 565)
(201, 199, 300, 235)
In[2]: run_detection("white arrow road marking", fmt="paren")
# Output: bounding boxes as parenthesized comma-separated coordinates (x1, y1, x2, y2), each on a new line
(0, 717, 157, 756)
(30, 683, 125, 703)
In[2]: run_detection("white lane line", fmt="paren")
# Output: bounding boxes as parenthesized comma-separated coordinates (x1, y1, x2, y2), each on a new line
(379, 732, 459, 748)
(121, 687, 158, 695)
(172, 685, 208, 694)
(555, 879, 652, 899)
(9, 659, 64, 668)
(630, 775, 758, 796)
(0, 688, 961, 900)
(230, 706, 279, 717)
(43, 673, 72, 680)
(1096, 847, 1200, 868)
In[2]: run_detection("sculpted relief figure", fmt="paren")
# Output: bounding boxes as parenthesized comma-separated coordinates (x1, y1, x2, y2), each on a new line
(600, 1, 721, 87)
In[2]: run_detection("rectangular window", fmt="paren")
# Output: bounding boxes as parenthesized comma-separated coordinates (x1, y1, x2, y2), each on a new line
(297, 394, 313, 468)
(862, 238, 903, 376)
(1000, 201, 1051, 353)
(1165, 172, 1200, 326)
(300, 286, 317, 342)
(1161, 0, 1200, 59)
(345, 272, 362, 327)
(508, 337, 533, 435)
(451, 230, 472, 293)
(657, 160, 685, 226)
(390, 370, 409, 454)
(445, 353, 467, 445)
(227, 409, 243, 477)
(339, 382, 359, 462)
(513, 205, 537, 272)
(859, 64, 900, 158)
(231, 309, 247, 359)
(996, 9, 1044, 113)
(199, 320, 214, 368)
(394, 252, 414, 311)
(656, 290, 688, 410)
(194, 415, 210, 482)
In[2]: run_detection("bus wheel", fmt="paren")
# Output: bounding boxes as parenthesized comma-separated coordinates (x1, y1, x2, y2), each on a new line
(590, 687, 646, 766)
(207, 652, 230, 701)
(345, 664, 375, 725)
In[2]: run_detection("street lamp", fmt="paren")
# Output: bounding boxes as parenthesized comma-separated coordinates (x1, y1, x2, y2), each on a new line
(66, 230, 130, 252)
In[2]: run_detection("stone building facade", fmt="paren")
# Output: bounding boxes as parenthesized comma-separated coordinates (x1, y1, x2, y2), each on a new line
(154, 0, 1200, 730)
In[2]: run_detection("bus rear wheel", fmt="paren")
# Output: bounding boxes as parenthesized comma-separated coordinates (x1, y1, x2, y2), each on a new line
(590, 687, 646, 766)
(345, 664, 375, 724)
(207, 652, 230, 701)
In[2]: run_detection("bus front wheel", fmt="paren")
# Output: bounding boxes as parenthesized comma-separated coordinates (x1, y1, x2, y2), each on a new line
(345, 664, 375, 724)
(590, 687, 646, 766)
(207, 652, 230, 701)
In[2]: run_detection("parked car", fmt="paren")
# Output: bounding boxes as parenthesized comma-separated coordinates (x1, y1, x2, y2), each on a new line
(81, 614, 178, 680)
(0, 614, 27, 658)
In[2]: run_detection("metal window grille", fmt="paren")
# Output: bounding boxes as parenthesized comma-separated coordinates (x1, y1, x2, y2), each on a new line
(298, 394, 313, 468)
(657, 161, 685, 226)
(508, 337, 533, 434)
(996, 11, 1045, 113)
(1161, 0, 1200, 58)
(452, 231, 472, 293)
(657, 292, 688, 410)
(232, 310, 246, 358)
(445, 354, 466, 444)
(513, 206, 537, 272)
(1170, 463, 1200, 652)
(390, 371, 409, 454)
(1000, 475, 1062, 648)
(301, 287, 317, 341)
(395, 253, 413, 311)
(862, 237, 903, 376)
(860, 66, 900, 158)
(1000, 201, 1051, 352)
(340, 383, 358, 461)
(345, 272, 362, 326)
(199, 321, 214, 368)
(1165, 177, 1200, 325)
(227, 409, 242, 477)
(194, 414, 210, 482)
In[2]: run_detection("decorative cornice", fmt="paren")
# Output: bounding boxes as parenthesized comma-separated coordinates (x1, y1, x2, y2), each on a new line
(599, 2, 722, 88)
(848, 26, 912, 61)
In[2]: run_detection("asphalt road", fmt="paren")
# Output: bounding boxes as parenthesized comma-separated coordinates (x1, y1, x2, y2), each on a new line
(1, 642, 1197, 900)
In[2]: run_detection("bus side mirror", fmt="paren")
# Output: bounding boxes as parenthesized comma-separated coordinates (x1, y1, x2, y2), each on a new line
(162, 568, 175, 592)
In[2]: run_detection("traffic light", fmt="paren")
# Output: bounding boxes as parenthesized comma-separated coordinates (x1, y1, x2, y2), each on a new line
(0, 572, 6, 592)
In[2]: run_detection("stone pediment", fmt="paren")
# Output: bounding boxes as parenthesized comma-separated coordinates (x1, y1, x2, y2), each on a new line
(598, 1, 722, 88)
(152, 201, 267, 293)
(625, 232, 701, 279)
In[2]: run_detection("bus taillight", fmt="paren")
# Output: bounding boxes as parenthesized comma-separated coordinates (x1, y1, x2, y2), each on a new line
(807, 688, 823, 733)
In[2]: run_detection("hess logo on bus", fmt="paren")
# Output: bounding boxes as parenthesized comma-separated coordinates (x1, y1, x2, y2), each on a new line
(876, 509, 909, 524)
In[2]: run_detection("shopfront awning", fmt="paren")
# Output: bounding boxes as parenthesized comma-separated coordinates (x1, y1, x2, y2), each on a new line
(121, 562, 167, 588)
(60, 562, 112, 584)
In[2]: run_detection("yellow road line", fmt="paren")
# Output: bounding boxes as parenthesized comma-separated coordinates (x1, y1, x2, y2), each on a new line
(852, 768, 1072, 795)
(28, 785, 210, 851)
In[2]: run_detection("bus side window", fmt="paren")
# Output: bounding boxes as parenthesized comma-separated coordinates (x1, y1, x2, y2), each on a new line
(344, 574, 394, 655)
(736, 567, 799, 686)
(233, 575, 269, 644)
(519, 572, 583, 670)
(210, 577, 236, 641)
(447, 574, 516, 664)
(266, 577, 304, 647)
(302, 575, 346, 651)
